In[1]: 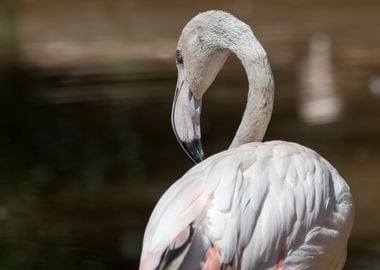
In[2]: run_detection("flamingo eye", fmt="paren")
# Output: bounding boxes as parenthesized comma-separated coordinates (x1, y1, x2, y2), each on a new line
(176, 49, 183, 65)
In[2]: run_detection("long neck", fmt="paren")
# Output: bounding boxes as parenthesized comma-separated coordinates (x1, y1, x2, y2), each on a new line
(227, 33, 274, 148)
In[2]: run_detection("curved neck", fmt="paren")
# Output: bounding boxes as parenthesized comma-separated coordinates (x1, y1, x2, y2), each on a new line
(227, 33, 274, 148)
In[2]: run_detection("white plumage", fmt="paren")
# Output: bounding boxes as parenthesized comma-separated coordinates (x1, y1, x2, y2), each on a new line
(140, 142, 353, 269)
(139, 10, 354, 270)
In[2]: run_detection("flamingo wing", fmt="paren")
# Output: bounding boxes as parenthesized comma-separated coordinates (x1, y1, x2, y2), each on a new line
(139, 141, 353, 270)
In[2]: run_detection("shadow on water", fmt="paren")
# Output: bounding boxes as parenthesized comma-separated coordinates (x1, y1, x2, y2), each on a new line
(0, 0, 380, 269)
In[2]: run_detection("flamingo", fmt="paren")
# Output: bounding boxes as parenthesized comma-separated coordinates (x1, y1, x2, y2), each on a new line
(139, 10, 354, 270)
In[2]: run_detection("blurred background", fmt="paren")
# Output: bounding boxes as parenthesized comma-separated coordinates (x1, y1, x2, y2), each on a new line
(0, 0, 379, 269)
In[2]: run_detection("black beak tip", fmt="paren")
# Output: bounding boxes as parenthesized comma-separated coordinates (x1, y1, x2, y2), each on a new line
(181, 139, 204, 164)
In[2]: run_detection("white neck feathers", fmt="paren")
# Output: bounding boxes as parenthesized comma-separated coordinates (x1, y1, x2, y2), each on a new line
(183, 11, 275, 148)
(228, 33, 274, 147)
(199, 11, 274, 147)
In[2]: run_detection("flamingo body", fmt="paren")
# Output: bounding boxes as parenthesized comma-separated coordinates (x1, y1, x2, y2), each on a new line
(140, 142, 353, 269)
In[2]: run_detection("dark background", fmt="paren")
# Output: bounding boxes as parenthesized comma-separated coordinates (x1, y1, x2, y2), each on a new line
(0, 0, 379, 269)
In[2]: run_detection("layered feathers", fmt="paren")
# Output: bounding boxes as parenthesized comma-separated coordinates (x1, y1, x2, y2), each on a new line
(140, 142, 354, 269)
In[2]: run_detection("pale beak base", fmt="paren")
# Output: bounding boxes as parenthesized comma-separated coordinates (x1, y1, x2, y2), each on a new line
(171, 79, 204, 164)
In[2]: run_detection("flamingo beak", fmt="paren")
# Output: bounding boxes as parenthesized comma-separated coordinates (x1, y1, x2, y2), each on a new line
(171, 78, 204, 164)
